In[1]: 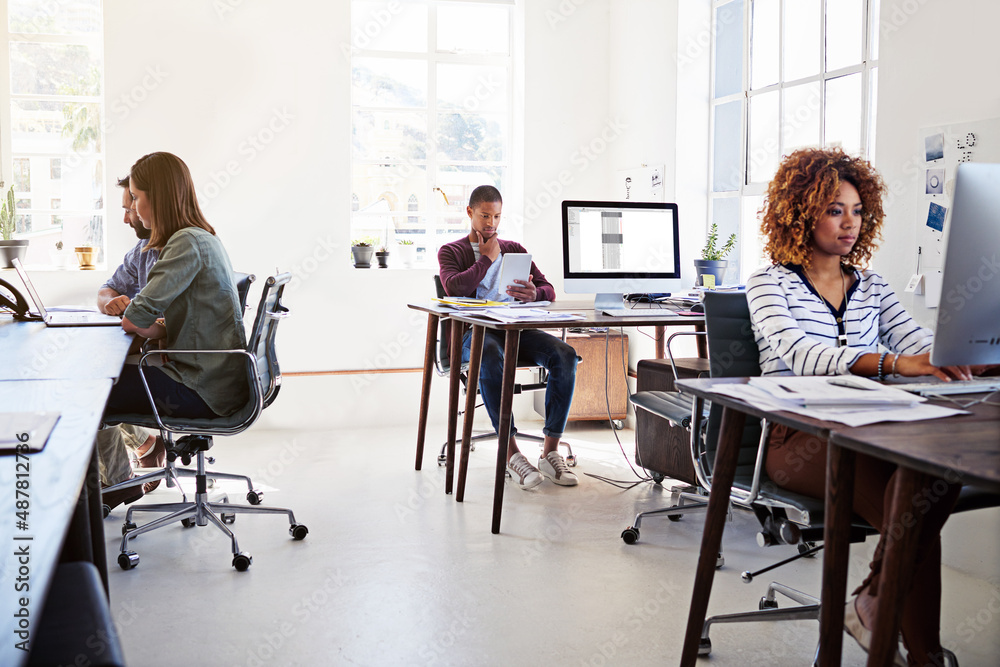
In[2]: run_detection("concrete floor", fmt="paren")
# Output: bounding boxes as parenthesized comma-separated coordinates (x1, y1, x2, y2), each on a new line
(105, 421, 1000, 666)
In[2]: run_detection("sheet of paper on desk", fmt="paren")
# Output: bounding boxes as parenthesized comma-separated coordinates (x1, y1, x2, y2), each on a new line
(0, 411, 60, 453)
(708, 383, 967, 427)
(749, 376, 920, 407)
(465, 308, 585, 324)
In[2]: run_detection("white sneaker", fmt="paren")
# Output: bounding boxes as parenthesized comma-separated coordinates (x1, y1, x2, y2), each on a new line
(538, 451, 578, 486)
(506, 452, 543, 490)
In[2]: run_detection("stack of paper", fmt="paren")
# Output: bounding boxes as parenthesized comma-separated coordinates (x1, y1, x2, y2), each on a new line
(462, 307, 585, 324)
(706, 376, 967, 427)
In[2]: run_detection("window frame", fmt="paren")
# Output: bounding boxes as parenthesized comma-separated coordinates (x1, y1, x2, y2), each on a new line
(709, 0, 880, 283)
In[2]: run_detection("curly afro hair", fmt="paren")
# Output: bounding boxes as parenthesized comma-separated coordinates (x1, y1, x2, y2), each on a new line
(759, 147, 886, 270)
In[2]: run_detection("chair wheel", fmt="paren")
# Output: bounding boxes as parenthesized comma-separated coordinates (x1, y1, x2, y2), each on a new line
(621, 527, 639, 544)
(232, 552, 252, 571)
(118, 551, 139, 570)
(650, 471, 665, 484)
(181, 517, 196, 528)
(716, 553, 725, 569)
(612, 419, 624, 430)
(437, 454, 447, 467)
(759, 597, 778, 610)
(799, 541, 817, 557)
(566, 455, 577, 467)
(222, 513, 236, 525)
(102, 504, 110, 519)
(698, 638, 712, 656)
(667, 514, 682, 522)
(247, 489, 263, 505)
(121, 521, 137, 536)
(290, 524, 309, 540)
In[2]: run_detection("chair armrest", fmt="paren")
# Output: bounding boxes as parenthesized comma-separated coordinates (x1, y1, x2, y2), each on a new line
(665, 330, 707, 384)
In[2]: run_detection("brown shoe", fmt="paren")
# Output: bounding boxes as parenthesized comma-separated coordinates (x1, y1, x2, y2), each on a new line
(101, 477, 144, 513)
(136, 436, 166, 493)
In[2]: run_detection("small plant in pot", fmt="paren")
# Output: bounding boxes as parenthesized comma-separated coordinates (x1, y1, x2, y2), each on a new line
(351, 238, 376, 268)
(694, 223, 736, 287)
(0, 184, 28, 269)
(375, 245, 390, 269)
(396, 238, 416, 268)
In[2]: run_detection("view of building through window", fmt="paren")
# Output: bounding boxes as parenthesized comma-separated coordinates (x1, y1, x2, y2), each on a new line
(350, 1, 514, 265)
(4, 0, 105, 264)
(710, 0, 879, 283)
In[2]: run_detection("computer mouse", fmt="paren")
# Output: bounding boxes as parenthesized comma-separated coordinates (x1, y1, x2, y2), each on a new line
(690, 303, 704, 313)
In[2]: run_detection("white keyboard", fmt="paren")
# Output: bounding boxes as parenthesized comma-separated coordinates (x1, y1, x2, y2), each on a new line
(898, 377, 1000, 396)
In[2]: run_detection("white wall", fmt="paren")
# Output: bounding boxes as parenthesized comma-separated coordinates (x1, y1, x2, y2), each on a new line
(873, 0, 1000, 584)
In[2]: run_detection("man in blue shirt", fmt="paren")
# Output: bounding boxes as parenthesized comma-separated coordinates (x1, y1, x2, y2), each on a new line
(96, 175, 164, 507)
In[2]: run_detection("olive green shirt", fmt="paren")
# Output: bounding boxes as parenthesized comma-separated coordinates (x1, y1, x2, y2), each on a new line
(124, 227, 249, 416)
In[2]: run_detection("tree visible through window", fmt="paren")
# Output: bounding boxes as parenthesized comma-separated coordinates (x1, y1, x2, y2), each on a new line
(350, 0, 514, 266)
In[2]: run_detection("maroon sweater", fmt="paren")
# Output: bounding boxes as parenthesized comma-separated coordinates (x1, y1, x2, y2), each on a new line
(437, 236, 556, 302)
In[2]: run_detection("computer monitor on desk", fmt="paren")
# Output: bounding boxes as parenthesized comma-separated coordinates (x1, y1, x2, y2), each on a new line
(561, 200, 682, 313)
(932, 162, 1000, 366)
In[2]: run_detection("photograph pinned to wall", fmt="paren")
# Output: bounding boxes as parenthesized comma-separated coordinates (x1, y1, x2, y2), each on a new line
(616, 165, 664, 202)
(926, 201, 947, 232)
(925, 132, 945, 161)
(925, 168, 945, 194)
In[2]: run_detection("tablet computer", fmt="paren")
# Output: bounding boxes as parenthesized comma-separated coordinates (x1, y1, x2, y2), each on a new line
(499, 253, 532, 292)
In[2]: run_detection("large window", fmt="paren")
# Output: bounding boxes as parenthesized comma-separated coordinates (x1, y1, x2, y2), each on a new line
(350, 0, 516, 266)
(2, 0, 105, 263)
(710, 0, 880, 282)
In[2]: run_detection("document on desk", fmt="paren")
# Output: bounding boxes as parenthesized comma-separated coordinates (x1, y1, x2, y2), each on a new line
(462, 307, 585, 324)
(709, 377, 967, 427)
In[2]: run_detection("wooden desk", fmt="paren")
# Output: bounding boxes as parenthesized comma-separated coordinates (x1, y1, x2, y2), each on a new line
(448, 308, 705, 534)
(0, 318, 133, 666)
(672, 377, 1000, 667)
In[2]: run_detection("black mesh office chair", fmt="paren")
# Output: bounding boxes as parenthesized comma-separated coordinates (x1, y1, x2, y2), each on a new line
(107, 273, 308, 572)
(431, 275, 576, 467)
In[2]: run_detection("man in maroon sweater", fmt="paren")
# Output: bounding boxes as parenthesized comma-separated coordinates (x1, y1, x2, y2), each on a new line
(438, 185, 578, 489)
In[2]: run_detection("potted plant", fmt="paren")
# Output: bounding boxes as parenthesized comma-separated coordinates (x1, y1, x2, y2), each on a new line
(375, 245, 390, 268)
(351, 238, 375, 268)
(0, 185, 28, 269)
(694, 223, 737, 287)
(396, 238, 416, 268)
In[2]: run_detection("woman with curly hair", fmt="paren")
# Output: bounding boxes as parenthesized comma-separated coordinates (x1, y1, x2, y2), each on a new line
(747, 147, 972, 666)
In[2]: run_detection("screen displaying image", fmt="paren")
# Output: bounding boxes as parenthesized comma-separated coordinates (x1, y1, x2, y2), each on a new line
(565, 205, 678, 275)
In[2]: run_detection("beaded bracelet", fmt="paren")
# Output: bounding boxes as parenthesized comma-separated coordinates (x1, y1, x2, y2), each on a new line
(891, 353, 901, 378)
(878, 351, 888, 381)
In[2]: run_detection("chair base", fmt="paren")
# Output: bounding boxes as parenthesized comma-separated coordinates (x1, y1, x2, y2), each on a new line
(438, 431, 577, 467)
(116, 450, 307, 571)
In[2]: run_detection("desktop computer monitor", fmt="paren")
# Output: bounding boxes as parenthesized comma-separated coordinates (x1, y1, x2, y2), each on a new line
(931, 162, 1000, 366)
(561, 200, 682, 311)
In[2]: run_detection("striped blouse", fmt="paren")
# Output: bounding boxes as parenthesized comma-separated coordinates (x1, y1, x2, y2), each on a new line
(746, 264, 933, 376)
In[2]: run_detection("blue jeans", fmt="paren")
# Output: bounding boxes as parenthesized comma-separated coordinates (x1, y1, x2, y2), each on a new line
(462, 328, 578, 439)
(105, 364, 218, 420)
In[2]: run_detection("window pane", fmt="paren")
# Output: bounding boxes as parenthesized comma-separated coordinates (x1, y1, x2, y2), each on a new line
(714, 0, 744, 98)
(438, 4, 509, 55)
(10, 42, 102, 96)
(435, 114, 506, 163)
(713, 100, 742, 192)
(826, 0, 863, 71)
(825, 73, 862, 155)
(351, 164, 428, 214)
(352, 109, 427, 160)
(870, 0, 881, 60)
(750, 0, 778, 90)
(868, 67, 878, 160)
(8, 0, 101, 34)
(783, 0, 820, 81)
(748, 90, 779, 183)
(712, 196, 740, 282)
(437, 63, 508, 113)
(437, 166, 505, 215)
(741, 194, 766, 281)
(782, 82, 821, 154)
(350, 2, 427, 53)
(352, 58, 427, 108)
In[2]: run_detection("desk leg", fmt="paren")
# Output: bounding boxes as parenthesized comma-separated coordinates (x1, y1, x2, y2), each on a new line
(491, 329, 521, 535)
(680, 406, 746, 666)
(694, 321, 707, 359)
(867, 468, 927, 667)
(445, 320, 464, 495)
(415, 313, 439, 471)
(457, 325, 484, 503)
(819, 441, 856, 666)
(655, 325, 665, 359)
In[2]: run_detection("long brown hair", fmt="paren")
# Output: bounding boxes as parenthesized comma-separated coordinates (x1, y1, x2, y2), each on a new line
(759, 147, 885, 270)
(130, 152, 215, 250)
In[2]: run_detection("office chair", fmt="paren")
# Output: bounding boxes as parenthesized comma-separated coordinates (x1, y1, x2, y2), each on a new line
(107, 273, 308, 571)
(101, 271, 258, 510)
(430, 275, 576, 468)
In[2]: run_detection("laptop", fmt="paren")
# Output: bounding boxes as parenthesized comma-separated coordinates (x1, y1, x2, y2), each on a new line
(11, 258, 123, 327)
